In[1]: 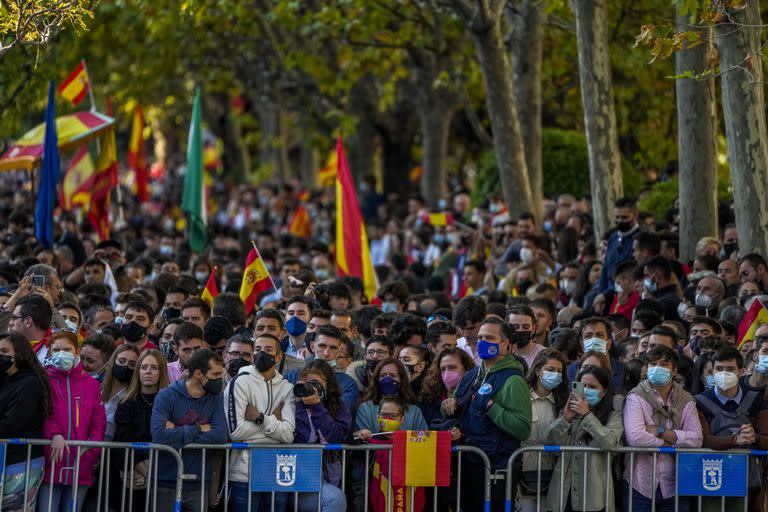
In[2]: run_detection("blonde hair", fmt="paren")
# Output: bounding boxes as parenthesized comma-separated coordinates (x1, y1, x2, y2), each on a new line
(122, 349, 170, 403)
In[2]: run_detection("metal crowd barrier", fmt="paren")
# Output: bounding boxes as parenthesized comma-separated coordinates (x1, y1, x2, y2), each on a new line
(504, 445, 766, 512)
(0, 438, 184, 512)
(183, 442, 493, 512)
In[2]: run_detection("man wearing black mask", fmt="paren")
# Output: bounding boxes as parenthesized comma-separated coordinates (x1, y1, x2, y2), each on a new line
(507, 305, 543, 369)
(222, 335, 254, 382)
(346, 335, 395, 391)
(223, 333, 296, 510)
(121, 301, 159, 352)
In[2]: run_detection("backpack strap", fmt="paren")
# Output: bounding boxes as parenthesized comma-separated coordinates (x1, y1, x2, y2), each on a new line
(694, 393, 722, 419)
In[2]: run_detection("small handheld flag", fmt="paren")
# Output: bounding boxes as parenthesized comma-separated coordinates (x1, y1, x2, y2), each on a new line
(240, 242, 277, 314)
(201, 267, 219, 307)
(57, 61, 90, 106)
(738, 297, 768, 347)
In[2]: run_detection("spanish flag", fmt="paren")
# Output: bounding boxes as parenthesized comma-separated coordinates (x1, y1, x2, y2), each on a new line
(421, 212, 454, 227)
(240, 244, 276, 314)
(60, 146, 94, 210)
(288, 204, 311, 238)
(369, 438, 425, 512)
(317, 151, 337, 187)
(392, 430, 451, 487)
(57, 61, 90, 106)
(87, 128, 118, 242)
(335, 135, 378, 300)
(128, 105, 149, 202)
(738, 297, 768, 347)
(201, 267, 219, 307)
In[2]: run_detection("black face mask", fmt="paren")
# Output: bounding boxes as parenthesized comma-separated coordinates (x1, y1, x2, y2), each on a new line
(112, 364, 134, 384)
(120, 321, 147, 343)
(511, 331, 533, 349)
(723, 242, 738, 257)
(227, 357, 250, 378)
(616, 221, 633, 232)
(254, 351, 276, 373)
(203, 377, 223, 395)
(365, 359, 380, 372)
(162, 308, 181, 320)
(518, 280, 533, 295)
(0, 355, 13, 373)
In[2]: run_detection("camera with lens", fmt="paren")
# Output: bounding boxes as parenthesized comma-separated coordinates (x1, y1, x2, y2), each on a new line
(314, 283, 329, 295)
(293, 381, 324, 398)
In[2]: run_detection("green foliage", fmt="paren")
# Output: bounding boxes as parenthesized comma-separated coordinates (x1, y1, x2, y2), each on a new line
(473, 128, 644, 205)
(637, 173, 734, 219)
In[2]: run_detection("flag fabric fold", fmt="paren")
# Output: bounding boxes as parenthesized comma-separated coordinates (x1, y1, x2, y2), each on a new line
(240, 246, 275, 314)
(288, 204, 311, 238)
(392, 430, 452, 487)
(738, 298, 768, 347)
(128, 105, 149, 202)
(335, 135, 378, 300)
(182, 87, 208, 253)
(201, 267, 219, 307)
(57, 61, 90, 106)
(60, 145, 94, 211)
(317, 151, 337, 187)
(36, 81, 61, 248)
(87, 128, 117, 241)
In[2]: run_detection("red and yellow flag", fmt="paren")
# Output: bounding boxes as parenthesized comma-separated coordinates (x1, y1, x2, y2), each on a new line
(60, 146, 94, 210)
(240, 244, 276, 314)
(201, 267, 219, 307)
(318, 150, 337, 187)
(335, 135, 378, 300)
(288, 204, 311, 238)
(57, 62, 90, 106)
(88, 129, 117, 241)
(421, 212, 454, 227)
(128, 105, 149, 202)
(369, 438, 425, 512)
(392, 430, 452, 487)
(738, 298, 768, 347)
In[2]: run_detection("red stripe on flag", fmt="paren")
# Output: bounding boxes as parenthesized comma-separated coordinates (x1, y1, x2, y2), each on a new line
(738, 298, 765, 345)
(71, 88, 88, 106)
(57, 62, 85, 93)
(434, 431, 452, 486)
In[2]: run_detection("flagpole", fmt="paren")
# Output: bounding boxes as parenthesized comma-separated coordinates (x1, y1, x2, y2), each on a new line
(81, 59, 97, 113)
(251, 240, 279, 292)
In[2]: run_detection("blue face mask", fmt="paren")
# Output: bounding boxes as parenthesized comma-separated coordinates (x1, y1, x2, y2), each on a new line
(583, 337, 607, 354)
(477, 339, 501, 360)
(705, 374, 715, 389)
(643, 277, 657, 294)
(50, 351, 78, 372)
(378, 375, 400, 396)
(756, 355, 768, 376)
(583, 387, 602, 407)
(286, 316, 307, 336)
(647, 365, 672, 387)
(541, 370, 562, 390)
(381, 302, 398, 313)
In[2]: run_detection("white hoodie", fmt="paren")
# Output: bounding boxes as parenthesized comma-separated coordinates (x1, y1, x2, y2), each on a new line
(223, 365, 296, 483)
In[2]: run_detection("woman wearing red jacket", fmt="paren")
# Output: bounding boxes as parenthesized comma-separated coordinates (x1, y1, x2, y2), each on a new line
(37, 329, 106, 512)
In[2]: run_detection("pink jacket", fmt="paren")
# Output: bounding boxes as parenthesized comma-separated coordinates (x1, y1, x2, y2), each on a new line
(43, 362, 107, 486)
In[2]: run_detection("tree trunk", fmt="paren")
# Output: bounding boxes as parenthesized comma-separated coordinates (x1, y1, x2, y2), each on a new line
(347, 77, 381, 183)
(469, 15, 535, 220)
(417, 93, 455, 208)
(508, 0, 544, 220)
(257, 103, 291, 185)
(380, 129, 415, 197)
(572, 0, 623, 240)
(715, 0, 768, 256)
(676, 16, 718, 262)
(299, 128, 318, 186)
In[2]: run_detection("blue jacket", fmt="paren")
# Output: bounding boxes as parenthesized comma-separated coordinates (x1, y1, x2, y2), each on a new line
(150, 380, 228, 483)
(597, 226, 640, 295)
(285, 367, 359, 414)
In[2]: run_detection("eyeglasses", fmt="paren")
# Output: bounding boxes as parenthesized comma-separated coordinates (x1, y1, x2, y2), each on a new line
(9, 315, 27, 321)
(378, 412, 402, 420)
(366, 349, 390, 357)
(228, 351, 253, 361)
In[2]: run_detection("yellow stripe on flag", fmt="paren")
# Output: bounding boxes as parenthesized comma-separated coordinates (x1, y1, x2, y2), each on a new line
(403, 432, 437, 486)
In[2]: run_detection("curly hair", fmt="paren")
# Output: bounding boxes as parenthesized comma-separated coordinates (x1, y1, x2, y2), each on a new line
(419, 348, 475, 403)
(298, 360, 343, 418)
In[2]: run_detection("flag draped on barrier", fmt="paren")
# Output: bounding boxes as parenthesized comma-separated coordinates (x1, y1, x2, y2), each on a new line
(392, 430, 451, 487)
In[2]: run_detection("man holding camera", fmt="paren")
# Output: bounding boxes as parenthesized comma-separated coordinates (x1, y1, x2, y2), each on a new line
(223, 332, 296, 511)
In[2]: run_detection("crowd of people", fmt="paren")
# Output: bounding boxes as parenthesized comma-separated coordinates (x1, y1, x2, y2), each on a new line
(0, 178, 766, 512)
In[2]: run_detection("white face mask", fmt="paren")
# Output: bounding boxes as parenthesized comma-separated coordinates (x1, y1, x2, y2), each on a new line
(519, 248, 535, 263)
(583, 337, 608, 354)
(614, 281, 623, 294)
(713, 371, 738, 392)
(695, 292, 713, 308)
(559, 279, 575, 295)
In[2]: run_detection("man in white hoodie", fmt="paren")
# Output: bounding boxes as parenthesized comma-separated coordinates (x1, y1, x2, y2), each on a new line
(224, 332, 296, 511)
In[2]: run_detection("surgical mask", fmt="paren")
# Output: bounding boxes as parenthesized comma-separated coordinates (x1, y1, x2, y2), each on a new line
(50, 351, 78, 372)
(559, 279, 575, 295)
(378, 417, 403, 432)
(583, 387, 602, 407)
(121, 321, 147, 343)
(705, 374, 715, 389)
(437, 199, 448, 210)
(695, 293, 712, 308)
(286, 316, 307, 336)
(194, 272, 209, 284)
(583, 337, 607, 354)
(254, 351, 276, 373)
(381, 302, 398, 313)
(378, 375, 400, 396)
(511, 331, 532, 349)
(519, 248, 534, 263)
(477, 339, 501, 360)
(159, 244, 173, 256)
(647, 366, 672, 387)
(0, 355, 13, 373)
(326, 358, 338, 369)
(314, 269, 329, 280)
(433, 234, 446, 245)
(489, 202, 501, 214)
(643, 278, 657, 294)
(203, 377, 224, 395)
(228, 357, 250, 378)
(713, 371, 738, 391)
(541, 370, 562, 390)
(543, 220, 554, 233)
(756, 355, 768, 376)
(112, 364, 134, 384)
(614, 281, 623, 294)
(441, 370, 463, 392)
(677, 302, 688, 318)
(115, 316, 124, 325)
